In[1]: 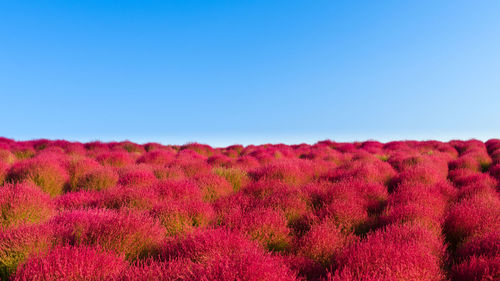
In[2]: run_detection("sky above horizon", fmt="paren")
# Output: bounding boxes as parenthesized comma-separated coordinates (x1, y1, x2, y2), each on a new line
(1, 1, 500, 147)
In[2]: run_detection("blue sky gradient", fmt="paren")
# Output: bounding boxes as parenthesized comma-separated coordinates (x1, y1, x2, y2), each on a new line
(1, 1, 500, 146)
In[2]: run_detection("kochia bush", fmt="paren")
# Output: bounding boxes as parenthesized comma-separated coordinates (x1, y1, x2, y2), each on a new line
(12, 246, 128, 281)
(0, 183, 55, 228)
(7, 158, 69, 196)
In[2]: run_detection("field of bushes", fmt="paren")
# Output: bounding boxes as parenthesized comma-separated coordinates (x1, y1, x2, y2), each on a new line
(0, 137, 499, 280)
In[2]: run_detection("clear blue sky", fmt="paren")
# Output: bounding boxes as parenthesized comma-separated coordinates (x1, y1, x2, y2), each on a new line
(1, 1, 499, 146)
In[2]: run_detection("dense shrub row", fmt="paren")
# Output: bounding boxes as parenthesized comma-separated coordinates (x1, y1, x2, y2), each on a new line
(0, 137, 499, 280)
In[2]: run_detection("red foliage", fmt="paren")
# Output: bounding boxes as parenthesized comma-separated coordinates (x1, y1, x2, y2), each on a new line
(49, 209, 165, 259)
(149, 229, 299, 281)
(95, 151, 134, 168)
(0, 224, 53, 279)
(117, 164, 157, 187)
(0, 182, 55, 227)
(12, 246, 128, 281)
(297, 220, 357, 268)
(1, 138, 500, 280)
(444, 194, 500, 245)
(7, 157, 69, 196)
(66, 156, 101, 190)
(451, 256, 500, 281)
(0, 161, 8, 185)
(76, 166, 118, 191)
(194, 173, 233, 202)
(328, 224, 446, 281)
(137, 149, 175, 166)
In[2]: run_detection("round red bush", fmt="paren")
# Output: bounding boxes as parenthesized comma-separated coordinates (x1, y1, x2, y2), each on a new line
(95, 151, 134, 168)
(66, 157, 101, 190)
(298, 220, 356, 268)
(7, 158, 69, 196)
(118, 164, 157, 187)
(444, 194, 500, 245)
(0, 183, 55, 227)
(328, 224, 446, 281)
(150, 229, 299, 281)
(76, 166, 119, 191)
(12, 246, 128, 281)
(0, 224, 53, 280)
(136, 150, 175, 166)
(49, 209, 165, 260)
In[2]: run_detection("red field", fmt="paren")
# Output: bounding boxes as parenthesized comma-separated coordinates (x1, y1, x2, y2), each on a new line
(0, 138, 499, 280)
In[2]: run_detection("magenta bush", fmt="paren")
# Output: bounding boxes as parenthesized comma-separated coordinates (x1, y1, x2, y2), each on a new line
(12, 246, 128, 281)
(95, 151, 134, 168)
(328, 224, 446, 281)
(152, 229, 299, 281)
(0, 182, 55, 227)
(7, 157, 69, 196)
(117, 164, 157, 187)
(0, 224, 53, 280)
(49, 209, 165, 259)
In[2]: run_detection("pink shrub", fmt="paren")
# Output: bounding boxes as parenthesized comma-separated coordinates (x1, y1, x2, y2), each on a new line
(180, 142, 214, 157)
(76, 166, 119, 191)
(66, 157, 101, 190)
(456, 183, 498, 202)
(137, 150, 175, 166)
(213, 167, 249, 191)
(152, 165, 185, 180)
(0, 161, 8, 185)
(150, 200, 214, 236)
(314, 183, 370, 232)
(485, 139, 500, 154)
(450, 143, 491, 168)
(0, 224, 53, 280)
(55, 190, 104, 210)
(490, 163, 500, 181)
(0, 183, 55, 227)
(390, 163, 447, 188)
(234, 207, 291, 252)
(324, 159, 396, 185)
(84, 141, 110, 156)
(451, 170, 497, 190)
(100, 185, 158, 210)
(49, 209, 165, 260)
(328, 224, 446, 281)
(96, 151, 134, 168)
(11, 147, 35, 160)
(12, 246, 128, 281)
(298, 221, 356, 268)
(249, 159, 314, 185)
(0, 149, 15, 165)
(143, 143, 169, 152)
(455, 230, 500, 260)
(207, 154, 234, 167)
(112, 140, 145, 154)
(7, 158, 69, 196)
(242, 180, 310, 224)
(215, 195, 291, 252)
(444, 194, 500, 245)
(235, 155, 261, 170)
(491, 150, 500, 164)
(380, 182, 452, 233)
(176, 159, 212, 177)
(122, 259, 196, 281)
(150, 179, 204, 202)
(194, 173, 233, 202)
(451, 255, 500, 281)
(118, 164, 157, 187)
(152, 229, 299, 281)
